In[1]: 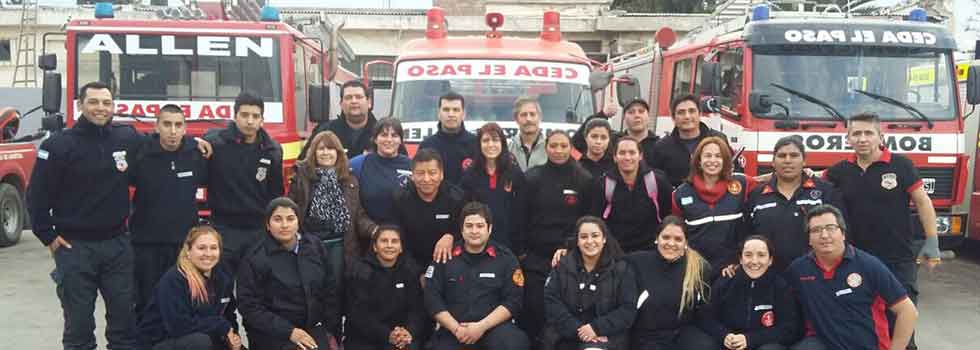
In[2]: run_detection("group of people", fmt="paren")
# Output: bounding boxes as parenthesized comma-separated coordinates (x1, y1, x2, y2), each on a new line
(28, 79, 941, 350)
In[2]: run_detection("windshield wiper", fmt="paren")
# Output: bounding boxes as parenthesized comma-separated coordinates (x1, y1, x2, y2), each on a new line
(851, 89, 934, 129)
(770, 83, 847, 122)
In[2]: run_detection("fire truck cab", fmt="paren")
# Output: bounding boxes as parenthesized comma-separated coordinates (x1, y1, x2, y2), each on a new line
(606, 4, 972, 246)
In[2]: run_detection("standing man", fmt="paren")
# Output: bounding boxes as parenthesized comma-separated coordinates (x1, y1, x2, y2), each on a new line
(129, 104, 209, 310)
(649, 94, 729, 186)
(508, 96, 547, 171)
(302, 80, 385, 159)
(572, 98, 658, 168)
(419, 92, 477, 185)
(788, 204, 918, 350)
(28, 81, 141, 350)
(205, 92, 284, 276)
(824, 112, 938, 349)
(423, 202, 530, 350)
(392, 148, 465, 265)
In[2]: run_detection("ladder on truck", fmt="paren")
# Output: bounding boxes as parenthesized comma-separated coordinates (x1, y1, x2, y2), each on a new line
(11, 0, 39, 87)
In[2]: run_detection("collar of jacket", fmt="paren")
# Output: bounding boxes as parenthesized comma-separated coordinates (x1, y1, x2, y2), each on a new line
(143, 134, 198, 156)
(364, 252, 407, 270)
(669, 122, 715, 143)
(337, 112, 377, 131)
(74, 115, 114, 136)
(221, 121, 276, 150)
(434, 121, 473, 140)
(606, 162, 654, 183)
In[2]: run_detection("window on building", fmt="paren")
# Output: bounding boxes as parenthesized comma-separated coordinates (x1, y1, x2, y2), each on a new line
(0, 40, 11, 62)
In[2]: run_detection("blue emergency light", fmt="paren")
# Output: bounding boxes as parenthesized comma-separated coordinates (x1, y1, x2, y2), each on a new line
(750, 4, 770, 21)
(94, 2, 114, 19)
(260, 5, 281, 22)
(907, 7, 927, 22)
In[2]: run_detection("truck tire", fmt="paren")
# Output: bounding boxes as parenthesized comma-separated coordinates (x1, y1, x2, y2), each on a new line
(0, 183, 24, 247)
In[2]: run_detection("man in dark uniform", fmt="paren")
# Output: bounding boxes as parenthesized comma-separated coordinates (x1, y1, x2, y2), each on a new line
(573, 98, 659, 169)
(787, 204, 918, 350)
(392, 148, 465, 264)
(301, 80, 389, 159)
(204, 92, 283, 276)
(419, 91, 477, 185)
(423, 202, 530, 350)
(28, 81, 141, 350)
(129, 104, 208, 310)
(649, 94, 730, 186)
(823, 113, 938, 350)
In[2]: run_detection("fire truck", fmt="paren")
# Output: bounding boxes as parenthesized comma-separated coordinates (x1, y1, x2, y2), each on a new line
(0, 107, 37, 247)
(604, 4, 973, 247)
(38, 3, 358, 204)
(365, 7, 604, 152)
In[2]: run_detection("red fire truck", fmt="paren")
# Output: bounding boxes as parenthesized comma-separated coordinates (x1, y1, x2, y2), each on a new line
(366, 7, 604, 153)
(604, 4, 973, 247)
(0, 107, 36, 247)
(39, 4, 357, 202)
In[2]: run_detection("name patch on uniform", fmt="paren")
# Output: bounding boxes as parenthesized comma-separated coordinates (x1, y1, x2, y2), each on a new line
(589, 284, 597, 291)
(259, 158, 271, 165)
(479, 273, 496, 278)
(795, 199, 823, 206)
(395, 283, 405, 289)
(37, 149, 49, 160)
(221, 297, 231, 303)
(435, 214, 450, 220)
(754, 304, 773, 311)
(424, 265, 435, 278)
(681, 196, 694, 206)
(177, 171, 194, 178)
(562, 189, 578, 195)
(835, 288, 853, 296)
(753, 202, 778, 212)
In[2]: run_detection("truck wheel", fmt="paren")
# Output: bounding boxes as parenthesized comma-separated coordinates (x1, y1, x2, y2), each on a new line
(0, 184, 24, 247)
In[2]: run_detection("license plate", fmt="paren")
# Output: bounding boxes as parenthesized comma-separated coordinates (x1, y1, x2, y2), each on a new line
(922, 178, 935, 194)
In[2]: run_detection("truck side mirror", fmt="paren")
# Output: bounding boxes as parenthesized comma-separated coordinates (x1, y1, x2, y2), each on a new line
(700, 62, 722, 97)
(589, 71, 613, 92)
(308, 84, 329, 123)
(42, 72, 62, 114)
(616, 75, 641, 108)
(967, 66, 980, 105)
(748, 91, 772, 114)
(38, 54, 57, 71)
(0, 108, 21, 142)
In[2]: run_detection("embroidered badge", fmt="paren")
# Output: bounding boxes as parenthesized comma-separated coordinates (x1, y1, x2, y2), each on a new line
(880, 173, 898, 190)
(512, 268, 525, 287)
(761, 311, 775, 327)
(847, 272, 863, 288)
(461, 158, 473, 170)
(810, 190, 822, 199)
(112, 150, 128, 172)
(255, 167, 267, 182)
(727, 180, 742, 195)
(564, 193, 578, 206)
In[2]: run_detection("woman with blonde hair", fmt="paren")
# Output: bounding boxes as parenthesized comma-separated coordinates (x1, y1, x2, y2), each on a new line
(625, 216, 714, 350)
(138, 226, 242, 350)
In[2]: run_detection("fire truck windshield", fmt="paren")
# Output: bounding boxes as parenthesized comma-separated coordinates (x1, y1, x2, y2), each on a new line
(391, 59, 594, 124)
(751, 45, 955, 121)
(74, 33, 283, 104)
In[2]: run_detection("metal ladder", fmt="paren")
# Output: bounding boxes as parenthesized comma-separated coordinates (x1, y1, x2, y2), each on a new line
(11, 0, 39, 87)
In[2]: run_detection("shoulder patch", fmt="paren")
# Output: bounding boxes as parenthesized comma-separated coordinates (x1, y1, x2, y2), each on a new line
(424, 265, 435, 279)
(512, 268, 525, 287)
(37, 149, 49, 160)
(727, 180, 742, 195)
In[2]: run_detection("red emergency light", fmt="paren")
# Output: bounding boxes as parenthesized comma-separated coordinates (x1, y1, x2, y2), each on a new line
(541, 10, 561, 42)
(485, 12, 504, 38)
(426, 7, 448, 39)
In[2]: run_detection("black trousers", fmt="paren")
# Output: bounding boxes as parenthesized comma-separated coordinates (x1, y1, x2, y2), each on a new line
(151, 332, 220, 350)
(427, 321, 529, 350)
(133, 243, 181, 311)
(884, 259, 919, 350)
(51, 234, 136, 350)
(789, 336, 826, 350)
(211, 223, 263, 277)
(630, 325, 715, 350)
(519, 252, 550, 342)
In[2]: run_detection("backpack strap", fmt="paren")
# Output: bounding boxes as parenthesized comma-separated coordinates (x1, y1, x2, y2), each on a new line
(643, 171, 661, 221)
(602, 176, 616, 219)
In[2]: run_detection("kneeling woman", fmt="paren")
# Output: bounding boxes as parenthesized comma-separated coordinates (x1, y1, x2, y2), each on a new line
(138, 226, 242, 350)
(698, 236, 800, 350)
(626, 216, 715, 350)
(238, 197, 341, 350)
(345, 225, 426, 350)
(543, 216, 638, 350)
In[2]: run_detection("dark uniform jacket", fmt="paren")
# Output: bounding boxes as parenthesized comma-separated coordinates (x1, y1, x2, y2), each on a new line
(287, 161, 377, 258)
(304, 112, 374, 160)
(746, 175, 842, 273)
(460, 164, 526, 251)
(516, 160, 593, 257)
(649, 122, 728, 186)
(344, 254, 426, 349)
(625, 251, 710, 337)
(697, 269, 801, 348)
(28, 117, 142, 245)
(571, 113, 658, 169)
(423, 242, 524, 322)
(237, 233, 340, 347)
(544, 250, 638, 346)
(579, 154, 614, 179)
(419, 121, 478, 185)
(130, 135, 208, 245)
(672, 175, 751, 270)
(590, 165, 673, 252)
(204, 122, 283, 228)
(392, 182, 465, 265)
(138, 266, 237, 349)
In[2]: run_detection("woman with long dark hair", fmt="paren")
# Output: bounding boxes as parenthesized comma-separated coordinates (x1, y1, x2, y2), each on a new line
(460, 122, 525, 250)
(350, 118, 413, 224)
(543, 216, 637, 350)
(138, 226, 241, 350)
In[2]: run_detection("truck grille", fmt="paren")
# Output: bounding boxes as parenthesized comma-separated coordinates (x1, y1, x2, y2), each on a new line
(918, 168, 954, 200)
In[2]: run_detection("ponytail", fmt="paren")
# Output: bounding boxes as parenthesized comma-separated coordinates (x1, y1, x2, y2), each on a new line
(176, 226, 223, 304)
(679, 248, 710, 318)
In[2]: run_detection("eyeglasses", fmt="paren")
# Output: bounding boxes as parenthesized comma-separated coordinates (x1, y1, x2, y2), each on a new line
(808, 224, 841, 236)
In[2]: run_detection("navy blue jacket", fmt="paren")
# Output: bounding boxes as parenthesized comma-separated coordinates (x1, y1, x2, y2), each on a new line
(423, 242, 524, 321)
(460, 164, 525, 250)
(28, 117, 142, 245)
(203, 122, 283, 228)
(590, 166, 673, 253)
(351, 153, 412, 223)
(650, 123, 729, 187)
(515, 160, 593, 257)
(698, 269, 801, 348)
(130, 135, 208, 244)
(392, 182, 465, 265)
(138, 266, 237, 349)
(544, 251, 638, 341)
(672, 175, 751, 270)
(419, 122, 477, 185)
(344, 254, 426, 349)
